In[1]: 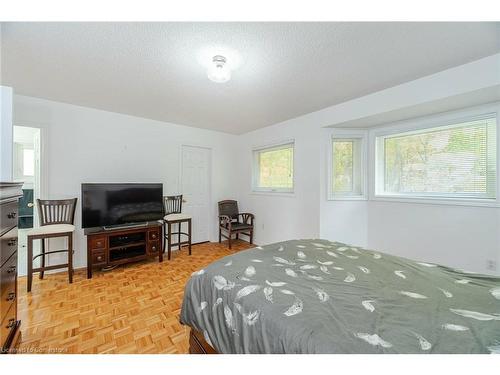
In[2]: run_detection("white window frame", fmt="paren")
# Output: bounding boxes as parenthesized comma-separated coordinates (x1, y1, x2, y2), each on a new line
(369, 103, 500, 207)
(328, 130, 368, 200)
(252, 139, 295, 194)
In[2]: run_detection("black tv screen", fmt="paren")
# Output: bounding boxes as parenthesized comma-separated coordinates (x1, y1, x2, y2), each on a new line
(81, 183, 163, 228)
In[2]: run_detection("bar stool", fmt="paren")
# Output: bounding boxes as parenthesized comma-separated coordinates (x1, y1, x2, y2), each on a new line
(163, 195, 192, 260)
(27, 198, 77, 292)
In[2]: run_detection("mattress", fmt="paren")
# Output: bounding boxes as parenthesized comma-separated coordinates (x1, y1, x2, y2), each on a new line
(180, 239, 500, 353)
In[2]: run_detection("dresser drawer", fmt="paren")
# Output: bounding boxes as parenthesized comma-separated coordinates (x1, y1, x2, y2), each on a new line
(0, 254, 17, 321)
(0, 303, 16, 350)
(90, 236, 106, 250)
(148, 240, 160, 255)
(148, 230, 160, 241)
(0, 227, 17, 268)
(91, 250, 107, 265)
(0, 200, 18, 237)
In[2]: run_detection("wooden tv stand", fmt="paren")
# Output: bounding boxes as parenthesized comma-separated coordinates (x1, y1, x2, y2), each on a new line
(85, 222, 162, 279)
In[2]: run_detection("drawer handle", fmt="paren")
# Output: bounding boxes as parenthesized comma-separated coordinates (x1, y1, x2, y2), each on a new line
(7, 212, 17, 219)
(6, 292, 15, 302)
(7, 265, 16, 274)
(96, 255, 103, 262)
(8, 239, 17, 246)
(152, 234, 157, 239)
(6, 319, 16, 329)
(151, 246, 157, 251)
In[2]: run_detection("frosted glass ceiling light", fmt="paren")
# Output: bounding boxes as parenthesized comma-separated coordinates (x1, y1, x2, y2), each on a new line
(207, 55, 231, 83)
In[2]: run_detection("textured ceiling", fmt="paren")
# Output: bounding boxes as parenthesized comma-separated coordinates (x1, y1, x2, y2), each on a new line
(1, 22, 499, 134)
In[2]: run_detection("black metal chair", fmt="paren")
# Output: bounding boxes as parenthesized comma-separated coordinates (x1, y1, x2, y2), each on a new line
(27, 198, 77, 292)
(218, 200, 254, 249)
(163, 195, 192, 260)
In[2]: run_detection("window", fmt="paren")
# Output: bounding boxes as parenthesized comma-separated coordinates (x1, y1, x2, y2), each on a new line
(23, 149, 35, 176)
(253, 141, 294, 193)
(375, 115, 497, 200)
(330, 136, 365, 199)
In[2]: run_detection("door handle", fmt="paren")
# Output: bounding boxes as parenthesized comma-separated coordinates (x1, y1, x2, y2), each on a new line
(27, 202, 34, 208)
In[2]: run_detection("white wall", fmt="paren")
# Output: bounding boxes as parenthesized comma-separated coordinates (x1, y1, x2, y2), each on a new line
(0, 85, 13, 181)
(13, 95, 240, 272)
(237, 53, 500, 275)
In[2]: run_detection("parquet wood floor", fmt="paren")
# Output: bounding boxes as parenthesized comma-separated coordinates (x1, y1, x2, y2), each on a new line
(16, 240, 253, 354)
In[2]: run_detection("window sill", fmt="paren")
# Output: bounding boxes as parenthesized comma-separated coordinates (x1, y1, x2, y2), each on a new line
(371, 195, 499, 208)
(327, 195, 367, 201)
(251, 191, 296, 198)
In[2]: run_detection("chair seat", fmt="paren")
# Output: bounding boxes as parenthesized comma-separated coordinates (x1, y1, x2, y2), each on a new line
(228, 222, 253, 231)
(27, 224, 75, 236)
(164, 213, 191, 222)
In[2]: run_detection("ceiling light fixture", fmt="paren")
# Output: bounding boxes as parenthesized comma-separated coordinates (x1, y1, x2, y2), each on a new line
(207, 55, 231, 83)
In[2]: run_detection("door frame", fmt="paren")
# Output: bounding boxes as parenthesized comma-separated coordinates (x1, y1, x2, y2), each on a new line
(179, 144, 213, 243)
(13, 123, 49, 227)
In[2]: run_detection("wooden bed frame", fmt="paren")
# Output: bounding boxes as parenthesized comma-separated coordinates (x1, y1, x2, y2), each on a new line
(189, 329, 218, 354)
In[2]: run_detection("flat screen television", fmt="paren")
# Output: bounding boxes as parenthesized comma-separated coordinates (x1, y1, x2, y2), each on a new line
(81, 183, 163, 229)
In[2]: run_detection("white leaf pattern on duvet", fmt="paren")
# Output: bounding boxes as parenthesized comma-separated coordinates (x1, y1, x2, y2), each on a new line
(224, 260, 232, 266)
(413, 333, 432, 351)
(344, 273, 356, 283)
(235, 285, 261, 300)
(450, 309, 500, 321)
(358, 266, 370, 274)
(300, 264, 318, 270)
(199, 301, 208, 312)
(491, 287, 500, 300)
(487, 342, 500, 354)
(345, 254, 359, 259)
(416, 262, 437, 267)
(326, 251, 339, 258)
(362, 300, 375, 312)
(273, 256, 296, 265)
(224, 305, 234, 329)
(255, 246, 263, 250)
(263, 287, 273, 302)
(399, 291, 427, 299)
(192, 269, 205, 276)
(285, 268, 298, 277)
(336, 246, 348, 252)
(296, 245, 306, 248)
(297, 251, 306, 259)
(333, 266, 344, 271)
(272, 264, 284, 267)
(350, 247, 361, 254)
(244, 266, 256, 277)
(373, 253, 382, 259)
(313, 288, 329, 302)
(240, 277, 251, 281)
(277, 245, 284, 252)
(307, 274, 323, 281)
(283, 298, 303, 316)
(213, 275, 236, 290)
(214, 297, 223, 308)
(355, 333, 392, 348)
(233, 303, 260, 326)
(317, 260, 333, 265)
(442, 324, 469, 331)
(251, 259, 263, 263)
(455, 279, 471, 285)
(280, 289, 295, 295)
(265, 280, 287, 287)
(394, 270, 406, 279)
(438, 288, 453, 298)
(312, 243, 327, 248)
(320, 265, 330, 274)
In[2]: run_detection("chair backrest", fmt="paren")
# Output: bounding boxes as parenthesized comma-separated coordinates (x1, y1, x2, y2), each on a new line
(218, 200, 239, 220)
(37, 198, 77, 226)
(164, 195, 183, 215)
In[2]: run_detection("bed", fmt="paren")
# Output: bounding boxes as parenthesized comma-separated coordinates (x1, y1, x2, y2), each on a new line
(180, 239, 500, 354)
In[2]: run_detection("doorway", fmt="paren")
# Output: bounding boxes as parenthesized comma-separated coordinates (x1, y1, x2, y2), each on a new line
(180, 145, 211, 244)
(13, 126, 42, 276)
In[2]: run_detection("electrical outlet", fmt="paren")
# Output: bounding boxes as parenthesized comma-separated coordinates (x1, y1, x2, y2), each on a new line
(486, 259, 497, 271)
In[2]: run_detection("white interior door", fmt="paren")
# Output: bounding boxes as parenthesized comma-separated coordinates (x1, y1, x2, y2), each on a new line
(181, 145, 211, 244)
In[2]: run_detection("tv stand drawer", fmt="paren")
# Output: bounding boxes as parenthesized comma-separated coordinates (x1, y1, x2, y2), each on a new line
(90, 236, 106, 250)
(91, 250, 107, 265)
